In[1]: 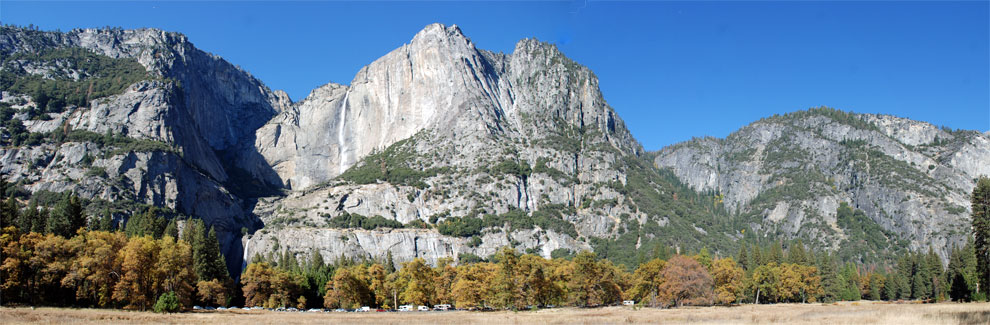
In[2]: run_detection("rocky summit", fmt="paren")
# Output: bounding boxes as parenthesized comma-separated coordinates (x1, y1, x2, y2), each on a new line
(1, 24, 986, 271)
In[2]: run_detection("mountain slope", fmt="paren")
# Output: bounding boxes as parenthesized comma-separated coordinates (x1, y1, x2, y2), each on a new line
(655, 108, 989, 261)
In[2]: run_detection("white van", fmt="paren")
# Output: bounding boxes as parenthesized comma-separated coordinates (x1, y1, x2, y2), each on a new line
(434, 304, 451, 311)
(417, 305, 431, 311)
(398, 305, 413, 312)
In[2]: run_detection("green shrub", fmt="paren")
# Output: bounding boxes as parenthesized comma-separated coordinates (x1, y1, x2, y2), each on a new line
(153, 291, 181, 313)
(326, 212, 403, 230)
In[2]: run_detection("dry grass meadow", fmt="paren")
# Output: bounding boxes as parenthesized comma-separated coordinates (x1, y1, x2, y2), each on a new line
(2, 301, 989, 324)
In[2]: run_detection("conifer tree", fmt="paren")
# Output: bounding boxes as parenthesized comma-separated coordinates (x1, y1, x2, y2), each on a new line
(971, 176, 990, 299)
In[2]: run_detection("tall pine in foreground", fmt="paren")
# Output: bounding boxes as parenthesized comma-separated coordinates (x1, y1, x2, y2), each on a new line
(972, 176, 990, 299)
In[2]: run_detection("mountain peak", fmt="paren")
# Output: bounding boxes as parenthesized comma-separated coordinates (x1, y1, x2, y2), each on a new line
(410, 23, 471, 48)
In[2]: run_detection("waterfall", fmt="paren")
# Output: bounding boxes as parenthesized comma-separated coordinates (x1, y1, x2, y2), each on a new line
(337, 90, 350, 174)
(241, 237, 251, 272)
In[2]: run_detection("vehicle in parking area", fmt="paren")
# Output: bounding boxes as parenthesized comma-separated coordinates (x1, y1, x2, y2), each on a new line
(333, 308, 347, 313)
(417, 305, 431, 311)
(398, 305, 413, 312)
(307, 308, 322, 313)
(356, 306, 371, 312)
(434, 304, 451, 311)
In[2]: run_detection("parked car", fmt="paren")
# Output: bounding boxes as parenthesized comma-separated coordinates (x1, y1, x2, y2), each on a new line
(333, 308, 348, 313)
(417, 305, 431, 311)
(434, 304, 451, 311)
(307, 308, 323, 313)
(398, 305, 413, 312)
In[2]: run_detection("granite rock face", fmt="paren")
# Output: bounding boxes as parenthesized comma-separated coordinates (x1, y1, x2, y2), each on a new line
(654, 110, 989, 259)
(1, 27, 287, 266)
(246, 24, 645, 264)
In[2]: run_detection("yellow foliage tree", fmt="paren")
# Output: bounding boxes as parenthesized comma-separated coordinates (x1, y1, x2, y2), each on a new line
(711, 257, 743, 306)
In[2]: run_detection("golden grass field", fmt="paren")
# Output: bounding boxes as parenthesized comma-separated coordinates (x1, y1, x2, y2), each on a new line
(2, 301, 989, 324)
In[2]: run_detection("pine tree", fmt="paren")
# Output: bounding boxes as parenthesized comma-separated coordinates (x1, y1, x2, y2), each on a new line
(818, 253, 840, 302)
(925, 248, 944, 300)
(384, 250, 396, 274)
(769, 241, 784, 265)
(971, 176, 990, 299)
(47, 193, 84, 237)
(737, 243, 749, 271)
(1, 194, 18, 228)
(17, 199, 38, 232)
(786, 240, 809, 266)
(164, 218, 179, 239)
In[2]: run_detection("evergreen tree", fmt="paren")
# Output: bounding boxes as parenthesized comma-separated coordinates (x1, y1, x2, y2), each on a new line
(924, 248, 944, 300)
(786, 240, 809, 266)
(971, 176, 990, 299)
(384, 250, 396, 274)
(737, 243, 750, 271)
(164, 218, 179, 239)
(769, 241, 784, 265)
(1, 194, 18, 228)
(818, 253, 841, 302)
(33, 206, 49, 233)
(196, 227, 230, 282)
(16, 199, 39, 232)
(47, 193, 84, 237)
(98, 208, 114, 231)
(868, 274, 882, 301)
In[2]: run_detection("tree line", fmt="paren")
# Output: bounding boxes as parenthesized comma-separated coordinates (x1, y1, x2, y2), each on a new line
(1, 177, 989, 311)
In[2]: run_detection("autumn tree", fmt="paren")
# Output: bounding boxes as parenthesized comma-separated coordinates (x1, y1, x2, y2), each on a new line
(657, 255, 713, 307)
(324, 266, 371, 309)
(627, 258, 666, 306)
(711, 257, 743, 305)
(433, 257, 458, 306)
(491, 247, 524, 309)
(155, 236, 196, 308)
(62, 230, 127, 307)
(517, 254, 561, 307)
(752, 262, 780, 304)
(114, 236, 160, 310)
(368, 263, 389, 307)
(197, 279, 228, 307)
(395, 258, 435, 306)
(452, 262, 495, 309)
(241, 262, 277, 307)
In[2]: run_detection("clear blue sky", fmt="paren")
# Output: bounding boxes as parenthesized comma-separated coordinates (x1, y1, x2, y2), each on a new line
(3, 1, 988, 150)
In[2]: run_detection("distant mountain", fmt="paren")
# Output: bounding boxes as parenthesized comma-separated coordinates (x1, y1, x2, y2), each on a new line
(2, 24, 985, 270)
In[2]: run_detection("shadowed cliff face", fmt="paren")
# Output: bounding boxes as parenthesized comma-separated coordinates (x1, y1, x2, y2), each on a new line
(1, 26, 288, 274)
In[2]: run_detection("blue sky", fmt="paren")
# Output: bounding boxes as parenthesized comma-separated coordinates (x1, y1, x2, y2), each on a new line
(2, 1, 988, 150)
